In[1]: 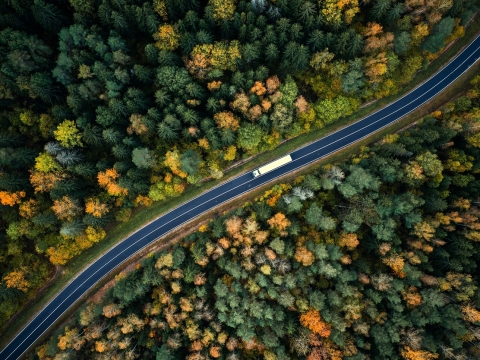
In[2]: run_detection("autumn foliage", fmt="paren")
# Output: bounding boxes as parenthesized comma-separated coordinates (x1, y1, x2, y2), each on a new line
(400, 346, 439, 360)
(3, 269, 29, 292)
(0, 191, 25, 206)
(267, 213, 291, 232)
(214, 111, 240, 131)
(85, 198, 109, 218)
(97, 168, 128, 196)
(300, 309, 332, 338)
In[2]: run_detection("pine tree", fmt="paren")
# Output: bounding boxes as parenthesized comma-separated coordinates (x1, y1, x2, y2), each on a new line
(32, 0, 66, 33)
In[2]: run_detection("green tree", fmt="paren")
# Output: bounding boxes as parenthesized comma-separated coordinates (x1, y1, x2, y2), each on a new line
(422, 17, 456, 53)
(237, 124, 263, 153)
(132, 148, 156, 169)
(304, 202, 323, 227)
(394, 31, 411, 55)
(180, 149, 201, 175)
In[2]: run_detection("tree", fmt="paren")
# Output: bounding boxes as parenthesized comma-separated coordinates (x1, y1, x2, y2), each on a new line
(102, 303, 121, 318)
(35, 152, 62, 173)
(422, 17, 456, 53)
(54, 120, 83, 148)
(400, 347, 439, 360)
(461, 305, 480, 324)
(299, 309, 331, 338)
(29, 72, 59, 103)
(214, 111, 240, 131)
(132, 148, 156, 169)
(394, 31, 411, 55)
(237, 124, 263, 153)
(187, 41, 241, 77)
(165, 150, 188, 178)
(52, 196, 82, 221)
(157, 344, 175, 360)
(294, 247, 315, 266)
(30, 171, 64, 193)
(97, 168, 128, 196)
(180, 150, 201, 175)
(304, 203, 323, 228)
(415, 151, 443, 177)
(338, 233, 359, 248)
(153, 25, 180, 51)
(271, 104, 293, 133)
(267, 213, 290, 232)
(85, 198, 109, 218)
(209, 0, 236, 21)
(3, 270, 29, 292)
(342, 66, 365, 94)
(32, 0, 66, 33)
(0, 191, 25, 206)
(313, 96, 359, 124)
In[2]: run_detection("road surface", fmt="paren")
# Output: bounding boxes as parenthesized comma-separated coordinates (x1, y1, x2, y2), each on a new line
(2, 34, 480, 360)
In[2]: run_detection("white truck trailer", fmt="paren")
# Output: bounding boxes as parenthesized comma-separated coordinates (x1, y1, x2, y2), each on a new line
(252, 154, 293, 178)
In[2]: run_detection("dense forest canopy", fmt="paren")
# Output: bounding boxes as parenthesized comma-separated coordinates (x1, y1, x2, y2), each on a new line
(35, 93, 480, 359)
(1, 0, 479, 333)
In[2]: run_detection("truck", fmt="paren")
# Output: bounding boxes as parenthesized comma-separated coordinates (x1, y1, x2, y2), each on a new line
(252, 154, 293, 178)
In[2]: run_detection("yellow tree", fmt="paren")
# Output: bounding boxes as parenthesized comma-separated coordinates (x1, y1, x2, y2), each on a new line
(85, 226, 106, 243)
(54, 120, 82, 148)
(0, 191, 25, 206)
(230, 91, 251, 114)
(365, 52, 388, 83)
(461, 304, 480, 323)
(164, 150, 188, 178)
(52, 196, 82, 221)
(413, 221, 436, 241)
(214, 111, 240, 131)
(103, 303, 122, 318)
(117, 313, 145, 334)
(153, 0, 168, 20)
(225, 216, 243, 237)
(47, 245, 78, 265)
(19, 199, 38, 218)
(267, 213, 291, 232)
(338, 233, 359, 248)
(223, 145, 236, 161)
(35, 152, 62, 172)
(3, 269, 29, 292)
(57, 327, 81, 351)
(85, 198, 109, 217)
(250, 81, 266, 96)
(300, 309, 332, 338)
(404, 161, 425, 182)
(382, 254, 406, 277)
(30, 170, 64, 193)
(127, 114, 149, 135)
(402, 286, 423, 308)
(294, 247, 315, 266)
(187, 41, 241, 77)
(153, 25, 180, 51)
(209, 0, 237, 21)
(97, 168, 128, 196)
(400, 346, 438, 360)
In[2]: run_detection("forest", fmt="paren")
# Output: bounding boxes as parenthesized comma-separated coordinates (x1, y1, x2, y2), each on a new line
(34, 87, 480, 359)
(1, 0, 479, 334)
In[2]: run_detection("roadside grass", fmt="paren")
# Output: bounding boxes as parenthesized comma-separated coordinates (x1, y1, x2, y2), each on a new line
(2, 14, 480, 353)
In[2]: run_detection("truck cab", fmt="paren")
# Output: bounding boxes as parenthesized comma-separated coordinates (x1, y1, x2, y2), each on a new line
(252, 169, 260, 178)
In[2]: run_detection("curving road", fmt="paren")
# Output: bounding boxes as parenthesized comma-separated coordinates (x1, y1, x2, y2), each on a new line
(2, 34, 480, 360)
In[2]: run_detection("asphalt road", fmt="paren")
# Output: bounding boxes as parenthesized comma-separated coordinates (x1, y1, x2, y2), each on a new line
(2, 34, 480, 360)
